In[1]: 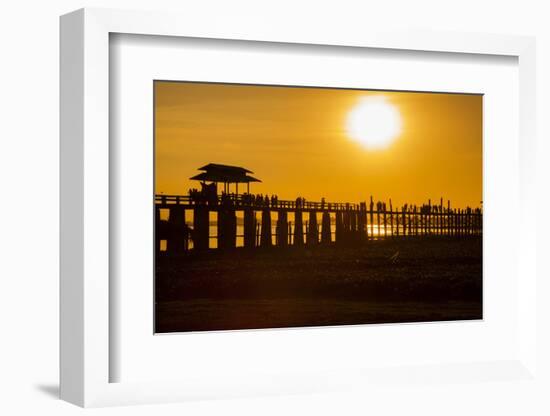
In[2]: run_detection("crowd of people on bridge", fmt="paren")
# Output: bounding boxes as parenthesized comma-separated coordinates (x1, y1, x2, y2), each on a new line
(188, 183, 282, 208)
(239, 193, 279, 207)
(188, 182, 217, 205)
(187, 182, 336, 210)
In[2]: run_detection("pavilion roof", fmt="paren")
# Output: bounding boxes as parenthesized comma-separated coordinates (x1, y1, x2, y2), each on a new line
(198, 163, 253, 174)
(190, 163, 261, 183)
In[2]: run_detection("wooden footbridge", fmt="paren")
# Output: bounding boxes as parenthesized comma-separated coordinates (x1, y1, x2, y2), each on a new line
(155, 163, 482, 253)
(155, 193, 482, 253)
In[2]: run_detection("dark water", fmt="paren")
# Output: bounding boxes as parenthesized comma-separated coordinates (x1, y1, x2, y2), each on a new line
(155, 237, 483, 332)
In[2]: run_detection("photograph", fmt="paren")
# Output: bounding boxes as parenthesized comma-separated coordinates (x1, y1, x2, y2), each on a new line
(154, 81, 483, 333)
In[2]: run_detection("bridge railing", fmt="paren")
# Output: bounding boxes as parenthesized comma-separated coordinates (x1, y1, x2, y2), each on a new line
(155, 194, 362, 211)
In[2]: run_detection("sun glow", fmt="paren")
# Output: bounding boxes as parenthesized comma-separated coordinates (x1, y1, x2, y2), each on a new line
(346, 96, 402, 149)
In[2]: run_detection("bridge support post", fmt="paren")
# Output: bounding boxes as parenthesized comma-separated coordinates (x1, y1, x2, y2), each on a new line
(294, 210, 304, 246)
(193, 206, 209, 250)
(307, 211, 318, 245)
(358, 203, 367, 241)
(260, 209, 272, 247)
(335, 211, 344, 244)
(218, 208, 236, 249)
(350, 210, 357, 243)
(276, 211, 288, 247)
(321, 211, 331, 244)
(167, 205, 187, 253)
(343, 210, 351, 243)
(243, 208, 256, 248)
(155, 206, 162, 254)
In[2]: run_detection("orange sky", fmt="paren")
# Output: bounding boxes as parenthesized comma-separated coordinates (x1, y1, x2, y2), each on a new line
(155, 81, 482, 208)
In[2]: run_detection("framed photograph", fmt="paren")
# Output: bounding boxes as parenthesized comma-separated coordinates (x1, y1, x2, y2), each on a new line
(153, 81, 484, 333)
(60, 8, 538, 408)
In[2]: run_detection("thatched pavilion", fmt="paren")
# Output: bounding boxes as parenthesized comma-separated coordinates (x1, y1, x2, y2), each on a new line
(189, 163, 261, 195)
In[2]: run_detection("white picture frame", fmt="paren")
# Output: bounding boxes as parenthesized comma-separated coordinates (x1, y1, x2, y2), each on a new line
(60, 7, 538, 408)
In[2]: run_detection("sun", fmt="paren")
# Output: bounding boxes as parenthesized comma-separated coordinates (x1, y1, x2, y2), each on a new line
(346, 96, 402, 149)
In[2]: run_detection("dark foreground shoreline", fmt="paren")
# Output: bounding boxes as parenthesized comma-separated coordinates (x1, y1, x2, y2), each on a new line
(155, 237, 482, 333)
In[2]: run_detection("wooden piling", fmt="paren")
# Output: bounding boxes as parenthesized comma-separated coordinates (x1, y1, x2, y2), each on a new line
(193, 206, 209, 250)
(449, 209, 453, 237)
(402, 205, 407, 236)
(335, 211, 344, 243)
(260, 209, 272, 247)
(418, 205, 426, 235)
(427, 199, 432, 234)
(218, 208, 236, 249)
(343, 209, 351, 242)
(321, 211, 332, 244)
(456, 208, 462, 237)
(243, 209, 256, 248)
(382, 202, 387, 238)
(461, 209, 465, 236)
(461, 209, 466, 236)
(369, 196, 374, 239)
(447, 201, 451, 236)
(358, 203, 367, 241)
(389, 200, 394, 237)
(167, 205, 188, 253)
(469, 209, 472, 235)
(456, 206, 461, 236)
(350, 210, 357, 242)
(376, 202, 381, 238)
(155, 206, 162, 254)
(395, 204, 400, 237)
(454, 209, 458, 237)
(276, 210, 289, 247)
(413, 205, 418, 235)
(294, 210, 304, 246)
(307, 211, 319, 245)
(441, 208, 445, 235)
(407, 207, 413, 236)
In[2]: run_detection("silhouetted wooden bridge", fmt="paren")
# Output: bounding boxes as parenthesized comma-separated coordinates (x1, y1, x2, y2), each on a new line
(155, 194, 482, 253)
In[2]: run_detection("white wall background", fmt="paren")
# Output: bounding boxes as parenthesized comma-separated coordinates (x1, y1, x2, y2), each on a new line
(1, 1, 548, 415)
